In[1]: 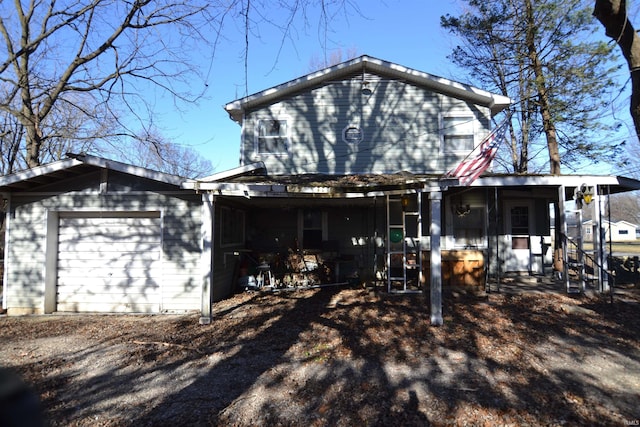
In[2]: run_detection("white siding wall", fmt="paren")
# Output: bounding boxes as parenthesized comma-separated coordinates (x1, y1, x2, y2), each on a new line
(240, 73, 492, 175)
(5, 184, 203, 314)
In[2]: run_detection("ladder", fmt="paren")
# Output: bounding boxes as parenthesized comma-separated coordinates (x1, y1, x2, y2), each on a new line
(565, 209, 586, 293)
(386, 194, 422, 293)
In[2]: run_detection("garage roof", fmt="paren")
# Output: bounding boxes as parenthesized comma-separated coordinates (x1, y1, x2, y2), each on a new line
(0, 153, 189, 192)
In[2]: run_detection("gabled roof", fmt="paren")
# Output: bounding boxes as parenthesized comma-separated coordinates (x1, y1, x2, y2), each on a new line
(224, 55, 512, 123)
(0, 153, 188, 192)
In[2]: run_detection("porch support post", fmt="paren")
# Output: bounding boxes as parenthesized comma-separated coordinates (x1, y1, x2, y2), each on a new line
(429, 189, 443, 326)
(200, 193, 215, 325)
(558, 185, 569, 291)
(2, 194, 11, 312)
(592, 186, 609, 293)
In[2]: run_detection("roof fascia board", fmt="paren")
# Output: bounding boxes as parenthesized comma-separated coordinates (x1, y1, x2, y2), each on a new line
(197, 162, 266, 183)
(70, 153, 185, 186)
(191, 174, 640, 197)
(472, 175, 638, 188)
(191, 181, 426, 198)
(0, 158, 81, 187)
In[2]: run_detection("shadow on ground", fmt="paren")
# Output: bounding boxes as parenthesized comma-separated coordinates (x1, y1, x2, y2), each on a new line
(1, 281, 639, 426)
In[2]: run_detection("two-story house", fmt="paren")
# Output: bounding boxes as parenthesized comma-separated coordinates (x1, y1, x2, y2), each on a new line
(186, 55, 640, 323)
(2, 55, 639, 324)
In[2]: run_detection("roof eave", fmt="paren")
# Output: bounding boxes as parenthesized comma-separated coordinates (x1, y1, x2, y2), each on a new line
(224, 55, 512, 123)
(0, 158, 82, 187)
(67, 153, 185, 186)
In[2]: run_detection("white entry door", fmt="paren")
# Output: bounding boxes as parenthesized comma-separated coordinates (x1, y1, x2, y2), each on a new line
(503, 200, 533, 272)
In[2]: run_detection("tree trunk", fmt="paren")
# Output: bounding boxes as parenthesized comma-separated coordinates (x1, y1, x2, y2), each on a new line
(594, 0, 640, 140)
(25, 121, 43, 168)
(525, 0, 562, 175)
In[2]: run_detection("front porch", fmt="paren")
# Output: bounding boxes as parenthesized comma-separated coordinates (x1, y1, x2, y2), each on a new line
(193, 171, 640, 323)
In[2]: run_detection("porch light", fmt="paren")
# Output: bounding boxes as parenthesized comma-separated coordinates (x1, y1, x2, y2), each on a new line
(401, 195, 410, 210)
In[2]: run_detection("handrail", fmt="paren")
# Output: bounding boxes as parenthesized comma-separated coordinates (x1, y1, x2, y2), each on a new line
(562, 233, 615, 301)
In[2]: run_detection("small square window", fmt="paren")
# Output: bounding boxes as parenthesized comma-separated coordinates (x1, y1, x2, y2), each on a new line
(256, 119, 289, 154)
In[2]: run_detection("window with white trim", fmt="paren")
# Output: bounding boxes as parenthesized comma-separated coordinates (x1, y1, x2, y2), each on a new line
(256, 118, 289, 155)
(299, 210, 327, 250)
(442, 116, 475, 153)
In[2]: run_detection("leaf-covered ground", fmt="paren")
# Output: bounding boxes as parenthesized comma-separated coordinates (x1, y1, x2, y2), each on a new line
(1, 283, 639, 426)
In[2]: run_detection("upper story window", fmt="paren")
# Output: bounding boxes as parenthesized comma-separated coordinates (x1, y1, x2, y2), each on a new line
(442, 116, 475, 153)
(256, 118, 289, 155)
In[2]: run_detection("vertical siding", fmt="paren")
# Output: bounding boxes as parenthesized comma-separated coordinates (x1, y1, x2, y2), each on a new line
(241, 72, 492, 175)
(6, 198, 51, 313)
(161, 200, 203, 311)
(4, 174, 203, 314)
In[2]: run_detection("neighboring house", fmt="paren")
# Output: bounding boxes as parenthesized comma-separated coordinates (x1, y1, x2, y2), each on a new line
(2, 55, 640, 324)
(583, 219, 638, 242)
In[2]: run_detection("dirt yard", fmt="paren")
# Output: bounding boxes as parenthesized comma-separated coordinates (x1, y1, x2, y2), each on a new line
(1, 284, 639, 426)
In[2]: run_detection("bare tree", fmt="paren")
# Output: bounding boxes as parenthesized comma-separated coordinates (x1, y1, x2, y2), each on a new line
(308, 47, 360, 72)
(0, 0, 219, 168)
(594, 0, 640, 142)
(0, 1, 360, 172)
(113, 129, 214, 178)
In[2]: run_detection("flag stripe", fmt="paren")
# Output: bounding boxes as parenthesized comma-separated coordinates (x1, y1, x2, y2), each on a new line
(445, 119, 509, 186)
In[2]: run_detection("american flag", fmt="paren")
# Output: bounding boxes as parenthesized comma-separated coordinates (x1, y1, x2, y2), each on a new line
(445, 119, 509, 186)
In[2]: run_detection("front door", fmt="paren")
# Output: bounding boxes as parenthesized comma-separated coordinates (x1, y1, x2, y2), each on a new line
(504, 200, 533, 272)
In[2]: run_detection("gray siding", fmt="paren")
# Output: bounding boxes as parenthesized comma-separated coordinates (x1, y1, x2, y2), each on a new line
(4, 173, 203, 314)
(241, 73, 492, 175)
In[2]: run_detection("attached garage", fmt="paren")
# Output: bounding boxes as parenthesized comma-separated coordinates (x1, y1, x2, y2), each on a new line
(0, 154, 210, 316)
(56, 213, 162, 313)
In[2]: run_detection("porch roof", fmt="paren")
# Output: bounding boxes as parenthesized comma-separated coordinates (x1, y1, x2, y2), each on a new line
(183, 171, 640, 198)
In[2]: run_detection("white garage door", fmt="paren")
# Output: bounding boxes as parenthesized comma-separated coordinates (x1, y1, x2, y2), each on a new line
(57, 213, 162, 313)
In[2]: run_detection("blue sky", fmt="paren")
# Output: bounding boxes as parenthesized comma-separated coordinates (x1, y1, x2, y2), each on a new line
(157, 0, 635, 175)
(161, 1, 463, 172)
